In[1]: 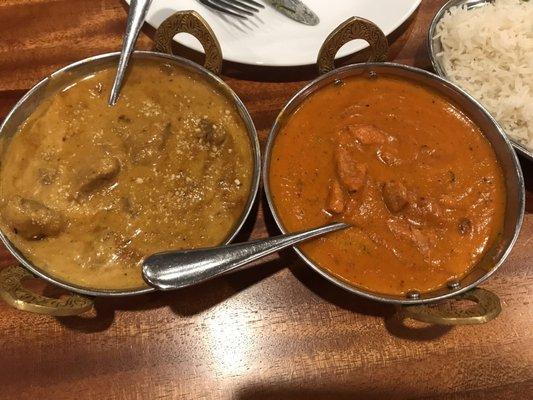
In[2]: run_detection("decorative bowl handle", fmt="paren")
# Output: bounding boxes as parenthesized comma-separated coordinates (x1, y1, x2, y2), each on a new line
(317, 16, 389, 75)
(400, 288, 501, 326)
(154, 10, 223, 75)
(0, 265, 93, 316)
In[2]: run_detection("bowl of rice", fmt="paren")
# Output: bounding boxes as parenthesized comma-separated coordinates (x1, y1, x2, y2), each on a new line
(429, 0, 533, 161)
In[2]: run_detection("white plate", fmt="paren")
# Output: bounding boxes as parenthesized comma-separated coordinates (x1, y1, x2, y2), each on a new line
(127, 0, 421, 67)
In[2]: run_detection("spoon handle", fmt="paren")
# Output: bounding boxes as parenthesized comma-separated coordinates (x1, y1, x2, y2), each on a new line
(109, 0, 153, 106)
(142, 222, 349, 290)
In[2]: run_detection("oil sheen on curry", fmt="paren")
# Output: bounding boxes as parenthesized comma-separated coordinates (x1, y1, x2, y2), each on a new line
(0, 60, 253, 290)
(269, 74, 506, 296)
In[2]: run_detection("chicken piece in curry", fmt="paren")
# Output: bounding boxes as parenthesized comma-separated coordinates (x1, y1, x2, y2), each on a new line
(0, 60, 254, 290)
(269, 74, 506, 296)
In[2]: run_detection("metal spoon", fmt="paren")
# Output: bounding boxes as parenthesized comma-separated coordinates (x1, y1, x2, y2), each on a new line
(142, 222, 349, 290)
(109, 0, 153, 106)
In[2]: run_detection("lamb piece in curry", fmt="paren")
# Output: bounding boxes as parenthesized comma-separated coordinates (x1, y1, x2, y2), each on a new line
(0, 60, 254, 290)
(269, 74, 506, 296)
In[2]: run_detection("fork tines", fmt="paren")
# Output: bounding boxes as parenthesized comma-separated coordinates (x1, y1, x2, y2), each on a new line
(199, 0, 265, 19)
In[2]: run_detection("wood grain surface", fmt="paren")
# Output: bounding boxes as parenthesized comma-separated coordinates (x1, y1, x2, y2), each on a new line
(0, 1, 531, 399)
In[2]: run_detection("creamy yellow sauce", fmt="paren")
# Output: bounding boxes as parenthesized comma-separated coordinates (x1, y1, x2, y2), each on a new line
(0, 60, 254, 291)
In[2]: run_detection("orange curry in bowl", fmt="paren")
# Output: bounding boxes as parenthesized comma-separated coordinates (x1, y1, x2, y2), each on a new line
(269, 74, 506, 296)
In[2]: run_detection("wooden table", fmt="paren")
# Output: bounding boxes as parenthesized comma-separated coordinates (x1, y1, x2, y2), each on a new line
(0, 1, 531, 399)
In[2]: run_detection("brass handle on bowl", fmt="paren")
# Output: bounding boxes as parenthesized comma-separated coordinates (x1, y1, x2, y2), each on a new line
(400, 288, 501, 326)
(317, 16, 389, 75)
(0, 265, 93, 316)
(154, 10, 223, 75)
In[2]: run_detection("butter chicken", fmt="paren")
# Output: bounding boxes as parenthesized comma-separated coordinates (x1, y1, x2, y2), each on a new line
(269, 74, 506, 295)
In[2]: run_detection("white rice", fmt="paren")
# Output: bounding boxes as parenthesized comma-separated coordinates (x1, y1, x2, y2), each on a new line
(435, 0, 533, 152)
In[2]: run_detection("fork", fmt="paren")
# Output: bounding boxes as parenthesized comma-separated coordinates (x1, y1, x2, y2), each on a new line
(198, 0, 265, 19)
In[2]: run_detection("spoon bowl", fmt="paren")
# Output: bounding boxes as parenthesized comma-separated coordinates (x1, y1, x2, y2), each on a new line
(142, 222, 349, 290)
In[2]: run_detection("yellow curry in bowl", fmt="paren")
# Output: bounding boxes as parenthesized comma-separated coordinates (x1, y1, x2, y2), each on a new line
(269, 74, 506, 296)
(0, 59, 254, 291)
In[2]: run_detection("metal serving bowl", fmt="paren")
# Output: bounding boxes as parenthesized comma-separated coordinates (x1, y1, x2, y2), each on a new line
(428, 0, 533, 162)
(263, 17, 525, 324)
(0, 11, 261, 315)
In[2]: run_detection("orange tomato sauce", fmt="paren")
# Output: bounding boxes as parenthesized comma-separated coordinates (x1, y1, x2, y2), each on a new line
(269, 74, 506, 296)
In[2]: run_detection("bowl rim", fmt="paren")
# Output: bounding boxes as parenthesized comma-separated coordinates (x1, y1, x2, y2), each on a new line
(262, 61, 525, 305)
(427, 0, 533, 162)
(0, 50, 262, 297)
